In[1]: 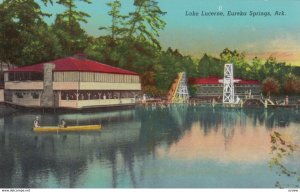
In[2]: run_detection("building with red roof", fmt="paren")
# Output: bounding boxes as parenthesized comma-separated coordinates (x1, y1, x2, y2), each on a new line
(4, 55, 141, 109)
(189, 76, 261, 99)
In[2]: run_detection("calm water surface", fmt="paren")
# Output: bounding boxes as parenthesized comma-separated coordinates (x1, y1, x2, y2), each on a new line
(0, 105, 299, 188)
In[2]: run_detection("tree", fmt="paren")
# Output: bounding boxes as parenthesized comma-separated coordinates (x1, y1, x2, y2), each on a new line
(261, 56, 292, 84)
(54, 0, 91, 55)
(198, 54, 223, 78)
(262, 77, 280, 98)
(249, 56, 263, 80)
(283, 73, 300, 94)
(220, 48, 247, 78)
(90, 0, 129, 66)
(154, 48, 198, 93)
(56, 0, 91, 35)
(0, 0, 59, 66)
(126, 0, 166, 48)
(100, 0, 127, 40)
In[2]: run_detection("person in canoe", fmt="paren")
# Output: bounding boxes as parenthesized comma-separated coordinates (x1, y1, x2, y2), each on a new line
(59, 119, 67, 128)
(34, 116, 40, 128)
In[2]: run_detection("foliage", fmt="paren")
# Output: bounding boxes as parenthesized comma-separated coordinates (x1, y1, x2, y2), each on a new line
(220, 48, 247, 78)
(0, 0, 60, 65)
(100, 0, 127, 39)
(188, 85, 197, 97)
(154, 48, 191, 91)
(283, 73, 300, 94)
(126, 0, 166, 48)
(198, 54, 223, 78)
(54, 0, 91, 55)
(261, 56, 292, 83)
(262, 77, 280, 97)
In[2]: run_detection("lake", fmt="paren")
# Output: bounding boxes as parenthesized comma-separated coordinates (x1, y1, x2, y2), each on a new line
(0, 105, 299, 188)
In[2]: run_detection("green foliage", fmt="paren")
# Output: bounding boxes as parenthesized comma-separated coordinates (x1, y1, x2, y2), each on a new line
(126, 0, 166, 48)
(198, 54, 223, 78)
(54, 0, 91, 55)
(188, 85, 197, 97)
(100, 0, 127, 39)
(261, 56, 292, 83)
(56, 0, 91, 26)
(248, 56, 263, 80)
(155, 48, 197, 91)
(0, 0, 60, 65)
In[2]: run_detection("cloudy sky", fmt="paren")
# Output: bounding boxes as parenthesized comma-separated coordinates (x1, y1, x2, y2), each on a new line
(40, 0, 300, 65)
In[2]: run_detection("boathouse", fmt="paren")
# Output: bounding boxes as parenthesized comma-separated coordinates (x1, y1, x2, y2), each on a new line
(189, 76, 261, 99)
(3, 55, 141, 109)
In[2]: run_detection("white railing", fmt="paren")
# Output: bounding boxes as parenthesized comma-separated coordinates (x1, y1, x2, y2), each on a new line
(59, 98, 136, 108)
(5, 81, 43, 90)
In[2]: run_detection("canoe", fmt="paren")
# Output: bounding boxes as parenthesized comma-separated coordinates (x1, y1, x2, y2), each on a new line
(33, 124, 101, 132)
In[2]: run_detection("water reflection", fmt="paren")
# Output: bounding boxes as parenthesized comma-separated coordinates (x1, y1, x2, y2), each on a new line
(0, 106, 299, 188)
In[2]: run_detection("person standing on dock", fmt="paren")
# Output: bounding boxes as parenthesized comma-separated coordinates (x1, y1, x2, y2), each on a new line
(34, 116, 40, 128)
(285, 96, 289, 105)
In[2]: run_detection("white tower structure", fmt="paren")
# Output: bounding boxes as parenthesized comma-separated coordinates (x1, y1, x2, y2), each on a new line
(223, 64, 235, 104)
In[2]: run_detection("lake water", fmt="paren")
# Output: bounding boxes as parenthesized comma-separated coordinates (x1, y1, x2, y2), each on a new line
(0, 105, 299, 188)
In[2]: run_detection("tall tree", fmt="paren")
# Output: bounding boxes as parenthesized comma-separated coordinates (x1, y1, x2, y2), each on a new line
(198, 54, 224, 78)
(0, 0, 59, 66)
(249, 56, 263, 80)
(54, 0, 91, 55)
(220, 48, 247, 78)
(283, 73, 300, 94)
(100, 0, 127, 40)
(56, 0, 91, 35)
(126, 0, 166, 48)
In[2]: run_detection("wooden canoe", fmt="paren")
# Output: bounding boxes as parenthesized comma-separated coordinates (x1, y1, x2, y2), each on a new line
(33, 124, 101, 132)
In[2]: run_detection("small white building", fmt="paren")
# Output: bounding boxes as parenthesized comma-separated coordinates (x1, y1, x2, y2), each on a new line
(4, 55, 141, 109)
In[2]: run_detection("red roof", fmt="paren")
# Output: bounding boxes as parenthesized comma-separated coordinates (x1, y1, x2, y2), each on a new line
(236, 79, 260, 85)
(189, 76, 220, 85)
(7, 57, 138, 75)
(189, 77, 260, 85)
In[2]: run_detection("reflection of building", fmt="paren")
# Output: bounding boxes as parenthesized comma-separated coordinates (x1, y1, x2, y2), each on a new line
(189, 76, 261, 99)
(4, 55, 141, 109)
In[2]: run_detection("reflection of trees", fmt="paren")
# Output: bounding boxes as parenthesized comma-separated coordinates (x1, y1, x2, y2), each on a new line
(106, 148, 117, 188)
(269, 131, 300, 188)
(0, 144, 14, 187)
(137, 105, 191, 154)
(0, 110, 142, 188)
(4, 134, 88, 188)
(120, 144, 137, 187)
(243, 108, 293, 129)
(243, 108, 266, 127)
(194, 107, 222, 135)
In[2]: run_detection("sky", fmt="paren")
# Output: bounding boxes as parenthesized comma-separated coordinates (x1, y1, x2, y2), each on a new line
(40, 0, 300, 66)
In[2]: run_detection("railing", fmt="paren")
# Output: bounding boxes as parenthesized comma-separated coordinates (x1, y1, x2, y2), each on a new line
(59, 98, 136, 108)
(5, 81, 43, 90)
